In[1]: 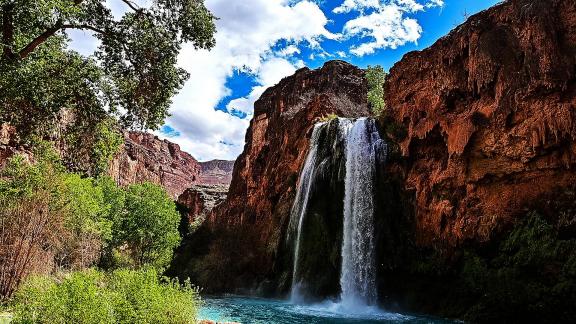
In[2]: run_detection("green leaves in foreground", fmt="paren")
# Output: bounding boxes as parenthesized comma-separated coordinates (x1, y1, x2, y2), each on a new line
(11, 268, 200, 324)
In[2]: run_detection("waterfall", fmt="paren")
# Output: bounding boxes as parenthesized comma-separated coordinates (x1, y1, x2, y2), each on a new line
(340, 118, 386, 307)
(288, 117, 385, 307)
(288, 122, 324, 301)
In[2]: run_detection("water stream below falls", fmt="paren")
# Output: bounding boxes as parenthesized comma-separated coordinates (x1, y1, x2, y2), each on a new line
(199, 296, 455, 324)
(288, 117, 386, 309)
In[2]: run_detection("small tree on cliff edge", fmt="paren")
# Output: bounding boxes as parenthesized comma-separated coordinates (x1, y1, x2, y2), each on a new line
(0, 0, 216, 137)
(366, 65, 387, 117)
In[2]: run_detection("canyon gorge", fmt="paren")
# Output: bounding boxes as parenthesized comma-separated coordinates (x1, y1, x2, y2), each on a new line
(169, 0, 576, 322)
(1, 0, 575, 322)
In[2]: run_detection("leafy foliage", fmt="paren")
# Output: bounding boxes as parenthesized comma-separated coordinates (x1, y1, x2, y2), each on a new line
(319, 113, 338, 123)
(0, 143, 111, 298)
(11, 268, 200, 324)
(0, 147, 181, 299)
(90, 118, 124, 176)
(120, 183, 181, 270)
(366, 65, 387, 117)
(0, 0, 216, 140)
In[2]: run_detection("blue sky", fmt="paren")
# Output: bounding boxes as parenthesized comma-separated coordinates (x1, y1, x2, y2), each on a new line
(70, 0, 501, 161)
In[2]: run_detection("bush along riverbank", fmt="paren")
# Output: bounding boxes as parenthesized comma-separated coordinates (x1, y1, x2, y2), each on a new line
(0, 142, 200, 323)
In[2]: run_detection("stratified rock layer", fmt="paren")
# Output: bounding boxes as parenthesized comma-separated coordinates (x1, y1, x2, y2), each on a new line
(198, 160, 234, 185)
(384, 0, 576, 248)
(109, 132, 201, 199)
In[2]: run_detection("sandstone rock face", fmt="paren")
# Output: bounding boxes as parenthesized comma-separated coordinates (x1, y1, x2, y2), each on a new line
(210, 60, 369, 241)
(109, 132, 201, 199)
(178, 184, 228, 226)
(198, 160, 234, 185)
(384, 0, 576, 249)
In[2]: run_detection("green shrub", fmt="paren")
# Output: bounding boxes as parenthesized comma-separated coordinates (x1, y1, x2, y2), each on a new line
(319, 113, 339, 122)
(11, 269, 200, 324)
(366, 65, 387, 117)
(0, 146, 181, 299)
(90, 119, 124, 177)
(118, 183, 181, 271)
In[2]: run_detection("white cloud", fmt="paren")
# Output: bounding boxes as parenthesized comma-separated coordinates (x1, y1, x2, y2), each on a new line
(157, 0, 336, 160)
(335, 0, 443, 56)
(227, 57, 298, 115)
(333, 0, 381, 14)
(279, 45, 301, 57)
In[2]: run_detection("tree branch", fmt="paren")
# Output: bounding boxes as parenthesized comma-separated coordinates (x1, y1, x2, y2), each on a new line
(15, 0, 91, 60)
(61, 24, 107, 35)
(17, 20, 63, 59)
(2, 3, 15, 59)
(17, 22, 106, 59)
(120, 0, 140, 12)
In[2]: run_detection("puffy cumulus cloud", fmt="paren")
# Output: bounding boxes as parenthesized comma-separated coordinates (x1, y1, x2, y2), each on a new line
(226, 57, 299, 115)
(335, 0, 443, 56)
(157, 0, 337, 161)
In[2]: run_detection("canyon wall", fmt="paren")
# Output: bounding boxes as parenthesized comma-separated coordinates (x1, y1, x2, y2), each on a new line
(198, 160, 234, 185)
(384, 0, 576, 248)
(172, 0, 576, 320)
(109, 132, 202, 199)
(209, 60, 369, 235)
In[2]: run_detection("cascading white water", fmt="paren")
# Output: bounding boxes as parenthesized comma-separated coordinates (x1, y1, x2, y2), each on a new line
(288, 123, 324, 301)
(340, 118, 386, 307)
(288, 117, 385, 308)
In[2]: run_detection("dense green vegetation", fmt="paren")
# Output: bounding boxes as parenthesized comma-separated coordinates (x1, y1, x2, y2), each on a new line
(11, 268, 199, 324)
(0, 144, 182, 300)
(458, 211, 576, 322)
(366, 65, 387, 117)
(0, 0, 216, 321)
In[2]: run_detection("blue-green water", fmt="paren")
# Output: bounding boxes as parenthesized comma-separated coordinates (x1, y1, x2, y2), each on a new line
(198, 296, 455, 324)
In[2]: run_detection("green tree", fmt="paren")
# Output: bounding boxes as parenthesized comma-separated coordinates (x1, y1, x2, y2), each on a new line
(366, 65, 387, 117)
(0, 0, 216, 138)
(119, 182, 181, 270)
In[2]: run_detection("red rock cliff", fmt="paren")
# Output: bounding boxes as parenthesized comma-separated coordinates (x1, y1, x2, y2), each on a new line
(109, 132, 201, 199)
(384, 0, 576, 248)
(210, 60, 369, 248)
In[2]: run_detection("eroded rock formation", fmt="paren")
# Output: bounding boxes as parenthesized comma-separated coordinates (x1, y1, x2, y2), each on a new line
(210, 60, 369, 232)
(109, 132, 201, 199)
(178, 184, 228, 228)
(384, 0, 576, 249)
